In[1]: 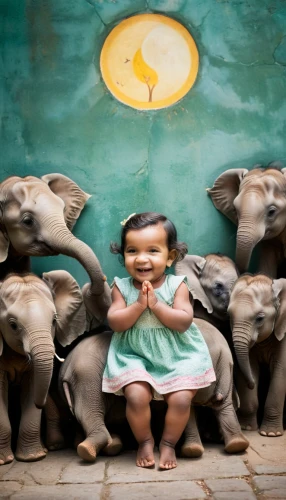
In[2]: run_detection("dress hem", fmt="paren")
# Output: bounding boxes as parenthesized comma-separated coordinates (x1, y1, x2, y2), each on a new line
(102, 367, 216, 395)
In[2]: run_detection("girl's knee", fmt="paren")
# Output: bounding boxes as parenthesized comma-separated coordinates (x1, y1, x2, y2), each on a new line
(165, 390, 196, 411)
(124, 382, 152, 409)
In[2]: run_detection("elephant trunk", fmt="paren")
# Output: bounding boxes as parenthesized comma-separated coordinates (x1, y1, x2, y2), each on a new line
(232, 325, 255, 390)
(236, 216, 265, 273)
(44, 217, 106, 295)
(29, 331, 55, 409)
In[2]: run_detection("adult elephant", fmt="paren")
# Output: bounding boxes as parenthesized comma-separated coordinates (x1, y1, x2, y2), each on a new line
(45, 321, 248, 462)
(0, 174, 111, 321)
(207, 164, 286, 277)
(227, 274, 286, 436)
(0, 270, 92, 466)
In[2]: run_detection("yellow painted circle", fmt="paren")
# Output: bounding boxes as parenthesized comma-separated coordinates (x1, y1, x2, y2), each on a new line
(100, 14, 199, 110)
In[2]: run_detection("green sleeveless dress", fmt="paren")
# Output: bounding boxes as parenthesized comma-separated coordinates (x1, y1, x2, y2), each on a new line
(102, 275, 216, 399)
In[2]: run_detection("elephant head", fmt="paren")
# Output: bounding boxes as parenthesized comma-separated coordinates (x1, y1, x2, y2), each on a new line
(207, 164, 286, 274)
(175, 253, 239, 323)
(0, 174, 111, 320)
(227, 274, 286, 389)
(0, 270, 87, 409)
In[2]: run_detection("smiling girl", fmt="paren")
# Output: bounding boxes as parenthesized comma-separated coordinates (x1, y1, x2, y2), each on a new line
(102, 212, 215, 470)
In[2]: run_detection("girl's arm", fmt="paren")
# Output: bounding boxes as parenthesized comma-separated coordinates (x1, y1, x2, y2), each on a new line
(148, 282, 193, 333)
(107, 285, 147, 332)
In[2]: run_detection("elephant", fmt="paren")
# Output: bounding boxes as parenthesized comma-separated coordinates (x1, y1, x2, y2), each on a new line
(0, 269, 93, 466)
(45, 320, 249, 462)
(0, 173, 111, 322)
(207, 163, 286, 277)
(175, 253, 239, 336)
(227, 274, 286, 436)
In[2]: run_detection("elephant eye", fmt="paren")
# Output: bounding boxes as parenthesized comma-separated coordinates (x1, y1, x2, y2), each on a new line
(22, 215, 34, 227)
(9, 320, 18, 331)
(267, 206, 277, 218)
(255, 314, 265, 324)
(214, 282, 224, 296)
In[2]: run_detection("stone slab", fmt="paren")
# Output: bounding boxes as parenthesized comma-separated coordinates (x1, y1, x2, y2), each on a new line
(253, 464, 286, 475)
(211, 494, 256, 500)
(253, 475, 286, 499)
(108, 481, 207, 500)
(106, 447, 250, 484)
(0, 462, 14, 480)
(244, 431, 286, 470)
(59, 456, 106, 483)
(205, 478, 256, 500)
(8, 484, 103, 500)
(0, 481, 22, 499)
(1, 450, 75, 485)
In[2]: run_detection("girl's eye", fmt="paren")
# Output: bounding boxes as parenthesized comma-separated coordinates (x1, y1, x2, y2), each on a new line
(150, 249, 158, 253)
(126, 249, 136, 253)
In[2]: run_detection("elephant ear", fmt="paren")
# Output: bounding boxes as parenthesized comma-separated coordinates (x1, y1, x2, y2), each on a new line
(41, 174, 91, 231)
(272, 278, 286, 341)
(175, 255, 213, 313)
(0, 230, 9, 263)
(42, 270, 87, 347)
(280, 167, 286, 180)
(207, 169, 248, 224)
(0, 331, 3, 356)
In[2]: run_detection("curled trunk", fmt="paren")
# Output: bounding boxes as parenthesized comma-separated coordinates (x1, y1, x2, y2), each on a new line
(44, 217, 111, 319)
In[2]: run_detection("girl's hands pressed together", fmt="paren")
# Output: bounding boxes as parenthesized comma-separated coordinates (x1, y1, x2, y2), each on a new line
(142, 281, 158, 310)
(137, 283, 148, 310)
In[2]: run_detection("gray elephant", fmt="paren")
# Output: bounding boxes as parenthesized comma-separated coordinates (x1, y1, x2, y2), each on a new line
(0, 173, 111, 322)
(0, 270, 91, 466)
(46, 320, 248, 462)
(228, 274, 286, 436)
(175, 253, 239, 333)
(207, 163, 286, 277)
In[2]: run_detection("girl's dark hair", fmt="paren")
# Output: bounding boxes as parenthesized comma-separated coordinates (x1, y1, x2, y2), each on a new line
(110, 212, 188, 263)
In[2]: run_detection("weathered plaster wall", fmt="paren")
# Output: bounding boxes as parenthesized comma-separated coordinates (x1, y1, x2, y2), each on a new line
(1, 0, 286, 284)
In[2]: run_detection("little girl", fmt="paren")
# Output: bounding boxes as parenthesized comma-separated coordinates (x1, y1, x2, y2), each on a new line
(102, 212, 215, 470)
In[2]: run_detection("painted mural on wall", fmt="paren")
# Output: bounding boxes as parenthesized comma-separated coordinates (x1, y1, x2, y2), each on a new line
(100, 14, 199, 110)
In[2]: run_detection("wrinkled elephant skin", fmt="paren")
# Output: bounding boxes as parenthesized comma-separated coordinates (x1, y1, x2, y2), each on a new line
(175, 253, 238, 332)
(0, 173, 111, 323)
(0, 270, 88, 465)
(208, 166, 286, 277)
(45, 322, 248, 462)
(228, 274, 286, 436)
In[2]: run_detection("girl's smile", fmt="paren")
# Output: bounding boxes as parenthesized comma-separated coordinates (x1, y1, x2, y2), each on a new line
(124, 224, 177, 288)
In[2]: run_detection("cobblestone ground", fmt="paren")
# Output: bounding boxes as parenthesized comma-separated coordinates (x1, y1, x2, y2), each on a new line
(1, 432, 286, 499)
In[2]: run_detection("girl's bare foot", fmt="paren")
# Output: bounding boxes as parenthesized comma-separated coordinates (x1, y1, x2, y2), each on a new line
(136, 439, 155, 468)
(159, 442, 177, 470)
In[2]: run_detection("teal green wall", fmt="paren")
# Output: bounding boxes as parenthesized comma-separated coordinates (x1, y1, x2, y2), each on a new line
(2, 0, 286, 285)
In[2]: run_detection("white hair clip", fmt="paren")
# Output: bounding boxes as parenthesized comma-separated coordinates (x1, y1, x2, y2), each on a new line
(120, 213, 136, 226)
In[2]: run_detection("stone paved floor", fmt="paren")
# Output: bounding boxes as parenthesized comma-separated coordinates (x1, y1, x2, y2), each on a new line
(1, 432, 286, 499)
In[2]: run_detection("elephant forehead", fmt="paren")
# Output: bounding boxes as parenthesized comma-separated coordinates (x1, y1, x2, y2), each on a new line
(240, 171, 286, 195)
(1, 278, 54, 307)
(230, 283, 273, 308)
(204, 258, 238, 281)
(8, 181, 64, 209)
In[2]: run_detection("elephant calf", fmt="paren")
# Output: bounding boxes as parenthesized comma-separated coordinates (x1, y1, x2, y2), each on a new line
(175, 253, 239, 337)
(0, 270, 92, 466)
(46, 321, 248, 462)
(228, 274, 286, 436)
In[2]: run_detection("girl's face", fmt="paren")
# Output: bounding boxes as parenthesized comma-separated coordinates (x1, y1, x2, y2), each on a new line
(124, 223, 177, 286)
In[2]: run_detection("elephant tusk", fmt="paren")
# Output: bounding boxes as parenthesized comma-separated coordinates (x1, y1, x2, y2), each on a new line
(55, 353, 65, 362)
